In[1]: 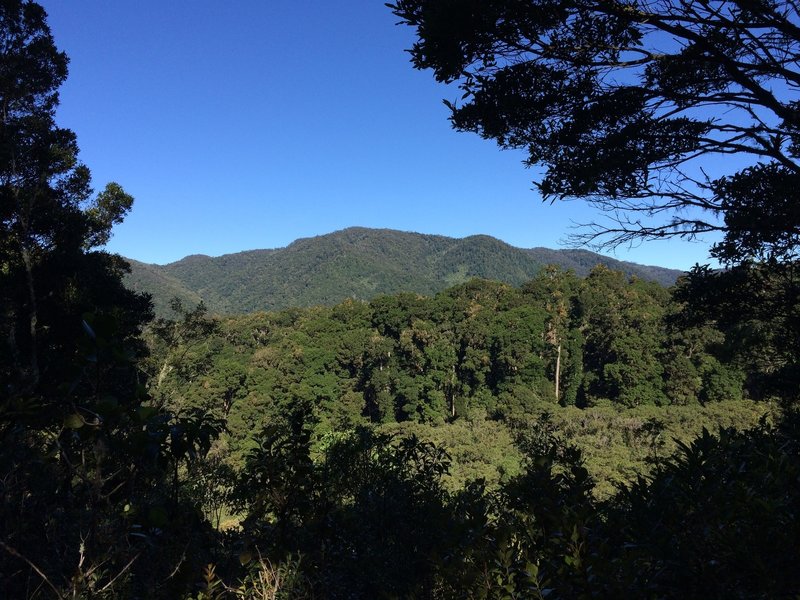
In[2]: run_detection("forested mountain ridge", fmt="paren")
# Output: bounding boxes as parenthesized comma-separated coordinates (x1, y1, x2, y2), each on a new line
(124, 227, 683, 315)
(123, 258, 205, 316)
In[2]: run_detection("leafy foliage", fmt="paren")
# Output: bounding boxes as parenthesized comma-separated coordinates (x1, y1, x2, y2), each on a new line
(605, 417, 800, 597)
(2, 3, 798, 597)
(185, 269, 744, 452)
(674, 262, 800, 404)
(391, 0, 800, 262)
(0, 3, 224, 596)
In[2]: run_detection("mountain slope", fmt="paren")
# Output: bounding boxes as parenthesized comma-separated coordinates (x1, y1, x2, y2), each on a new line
(124, 227, 684, 316)
(525, 247, 682, 287)
(124, 259, 204, 316)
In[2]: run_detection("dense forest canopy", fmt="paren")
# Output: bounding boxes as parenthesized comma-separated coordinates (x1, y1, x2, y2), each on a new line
(150, 271, 771, 493)
(1, 1, 800, 598)
(160, 270, 742, 431)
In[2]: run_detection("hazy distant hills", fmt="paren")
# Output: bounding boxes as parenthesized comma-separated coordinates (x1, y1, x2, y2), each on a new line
(124, 227, 684, 316)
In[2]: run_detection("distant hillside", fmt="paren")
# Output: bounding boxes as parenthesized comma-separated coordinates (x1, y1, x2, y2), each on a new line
(524, 247, 682, 288)
(124, 259, 205, 316)
(123, 227, 684, 316)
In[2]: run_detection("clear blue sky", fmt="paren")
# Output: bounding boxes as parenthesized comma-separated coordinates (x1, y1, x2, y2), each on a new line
(41, 1, 719, 270)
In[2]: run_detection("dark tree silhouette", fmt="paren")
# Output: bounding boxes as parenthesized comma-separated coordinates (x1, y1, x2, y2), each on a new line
(0, 0, 149, 395)
(390, 0, 800, 263)
(0, 4, 225, 597)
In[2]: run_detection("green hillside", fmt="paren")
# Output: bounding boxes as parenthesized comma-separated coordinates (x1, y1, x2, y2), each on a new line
(124, 227, 683, 315)
(123, 258, 205, 316)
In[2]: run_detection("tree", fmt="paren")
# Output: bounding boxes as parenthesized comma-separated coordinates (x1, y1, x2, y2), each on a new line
(0, 0, 149, 395)
(578, 266, 668, 406)
(605, 421, 800, 597)
(674, 262, 800, 402)
(145, 299, 219, 409)
(390, 0, 800, 263)
(0, 4, 226, 596)
(523, 266, 582, 404)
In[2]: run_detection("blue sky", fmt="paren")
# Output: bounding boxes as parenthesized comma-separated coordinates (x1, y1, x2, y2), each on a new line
(40, 1, 719, 270)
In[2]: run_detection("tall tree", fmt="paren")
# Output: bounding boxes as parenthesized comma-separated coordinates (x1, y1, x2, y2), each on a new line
(390, 0, 800, 263)
(523, 266, 581, 404)
(578, 266, 668, 406)
(0, 0, 149, 396)
(0, 4, 226, 596)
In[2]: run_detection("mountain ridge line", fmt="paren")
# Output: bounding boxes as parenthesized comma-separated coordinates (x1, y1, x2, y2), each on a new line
(122, 227, 684, 316)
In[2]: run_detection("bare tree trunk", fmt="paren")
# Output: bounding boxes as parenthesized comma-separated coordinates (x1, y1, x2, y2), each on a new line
(450, 365, 456, 417)
(21, 244, 39, 388)
(555, 342, 561, 403)
(156, 360, 172, 391)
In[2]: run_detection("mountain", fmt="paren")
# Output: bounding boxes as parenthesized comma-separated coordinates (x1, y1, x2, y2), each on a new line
(123, 227, 684, 316)
(123, 258, 205, 316)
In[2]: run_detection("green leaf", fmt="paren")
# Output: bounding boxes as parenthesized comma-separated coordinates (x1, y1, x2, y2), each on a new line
(64, 413, 84, 429)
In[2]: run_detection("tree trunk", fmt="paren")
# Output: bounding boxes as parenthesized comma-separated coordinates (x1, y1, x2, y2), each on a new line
(450, 365, 456, 417)
(21, 244, 39, 388)
(555, 342, 561, 403)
